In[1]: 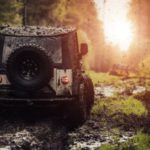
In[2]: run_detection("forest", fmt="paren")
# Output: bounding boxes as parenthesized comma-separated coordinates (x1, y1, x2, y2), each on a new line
(1, 0, 150, 74)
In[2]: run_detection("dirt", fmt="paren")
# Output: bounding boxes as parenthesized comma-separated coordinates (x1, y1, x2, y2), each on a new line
(0, 78, 148, 150)
(0, 26, 75, 36)
(67, 79, 149, 150)
(0, 109, 68, 150)
(68, 118, 134, 150)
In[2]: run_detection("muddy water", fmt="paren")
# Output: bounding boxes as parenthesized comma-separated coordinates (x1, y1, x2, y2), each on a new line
(95, 85, 146, 98)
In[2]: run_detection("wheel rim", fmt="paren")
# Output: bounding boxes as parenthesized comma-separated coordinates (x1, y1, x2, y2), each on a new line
(18, 57, 40, 80)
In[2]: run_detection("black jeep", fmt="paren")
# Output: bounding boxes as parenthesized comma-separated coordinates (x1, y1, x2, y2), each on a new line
(0, 26, 94, 124)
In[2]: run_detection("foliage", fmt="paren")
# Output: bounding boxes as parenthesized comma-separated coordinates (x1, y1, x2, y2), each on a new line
(127, 0, 150, 71)
(86, 71, 120, 85)
(26, 0, 57, 25)
(92, 96, 148, 117)
(98, 132, 150, 150)
(0, 0, 22, 25)
(133, 132, 150, 150)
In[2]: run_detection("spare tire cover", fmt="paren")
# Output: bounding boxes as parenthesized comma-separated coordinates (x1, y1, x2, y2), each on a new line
(6, 46, 53, 91)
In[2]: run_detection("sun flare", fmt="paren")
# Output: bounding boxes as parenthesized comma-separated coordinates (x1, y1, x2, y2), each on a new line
(104, 20, 133, 51)
(95, 0, 133, 52)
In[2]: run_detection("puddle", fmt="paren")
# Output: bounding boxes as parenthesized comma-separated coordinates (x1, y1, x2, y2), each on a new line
(95, 84, 147, 98)
(95, 86, 117, 97)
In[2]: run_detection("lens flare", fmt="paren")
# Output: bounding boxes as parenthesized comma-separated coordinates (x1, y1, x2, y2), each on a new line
(95, 0, 133, 51)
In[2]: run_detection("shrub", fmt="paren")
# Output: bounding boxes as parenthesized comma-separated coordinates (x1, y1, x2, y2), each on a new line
(92, 96, 148, 117)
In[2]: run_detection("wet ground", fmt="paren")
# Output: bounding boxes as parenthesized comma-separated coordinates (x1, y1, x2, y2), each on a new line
(67, 78, 150, 150)
(0, 109, 68, 150)
(0, 78, 148, 150)
(0, 107, 135, 150)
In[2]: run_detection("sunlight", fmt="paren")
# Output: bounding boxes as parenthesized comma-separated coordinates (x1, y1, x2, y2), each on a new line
(105, 20, 133, 51)
(95, 0, 133, 51)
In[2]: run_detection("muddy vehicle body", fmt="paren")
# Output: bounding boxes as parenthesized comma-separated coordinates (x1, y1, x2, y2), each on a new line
(0, 26, 94, 123)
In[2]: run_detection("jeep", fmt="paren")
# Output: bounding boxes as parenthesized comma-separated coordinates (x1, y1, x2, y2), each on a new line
(0, 26, 94, 124)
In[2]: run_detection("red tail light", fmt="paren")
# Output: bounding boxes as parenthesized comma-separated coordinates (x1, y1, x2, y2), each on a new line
(61, 76, 69, 84)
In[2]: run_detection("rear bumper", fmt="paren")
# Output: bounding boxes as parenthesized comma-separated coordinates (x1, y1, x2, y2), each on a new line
(0, 96, 76, 107)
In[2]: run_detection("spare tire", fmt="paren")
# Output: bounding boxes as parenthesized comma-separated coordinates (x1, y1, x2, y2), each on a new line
(6, 46, 52, 92)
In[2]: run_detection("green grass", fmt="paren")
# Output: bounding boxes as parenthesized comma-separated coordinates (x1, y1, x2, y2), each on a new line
(100, 144, 115, 150)
(133, 132, 150, 150)
(99, 132, 150, 150)
(92, 96, 148, 117)
(86, 71, 120, 85)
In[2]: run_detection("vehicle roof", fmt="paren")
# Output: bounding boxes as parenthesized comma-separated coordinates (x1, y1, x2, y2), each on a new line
(0, 26, 76, 37)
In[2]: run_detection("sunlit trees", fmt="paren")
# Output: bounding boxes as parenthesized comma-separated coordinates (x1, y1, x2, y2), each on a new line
(127, 0, 150, 70)
(130, 0, 150, 39)
(0, 0, 22, 25)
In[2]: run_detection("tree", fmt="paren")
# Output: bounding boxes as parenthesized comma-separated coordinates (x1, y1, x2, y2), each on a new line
(0, 0, 22, 25)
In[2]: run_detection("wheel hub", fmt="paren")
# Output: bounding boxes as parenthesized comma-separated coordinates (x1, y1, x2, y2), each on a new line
(19, 58, 40, 80)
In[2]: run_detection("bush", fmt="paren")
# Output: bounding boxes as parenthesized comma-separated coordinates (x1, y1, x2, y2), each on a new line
(92, 96, 148, 117)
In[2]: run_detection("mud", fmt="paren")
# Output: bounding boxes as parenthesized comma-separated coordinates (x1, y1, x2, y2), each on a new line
(0, 26, 75, 36)
(0, 78, 148, 150)
(68, 118, 134, 150)
(0, 109, 68, 150)
(95, 81, 147, 99)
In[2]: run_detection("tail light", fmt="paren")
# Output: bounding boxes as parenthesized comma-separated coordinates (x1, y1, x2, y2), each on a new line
(61, 76, 69, 85)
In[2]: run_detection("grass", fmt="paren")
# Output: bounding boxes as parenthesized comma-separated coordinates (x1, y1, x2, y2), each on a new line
(92, 96, 148, 117)
(99, 132, 150, 150)
(100, 144, 114, 150)
(86, 70, 120, 85)
(133, 132, 150, 150)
